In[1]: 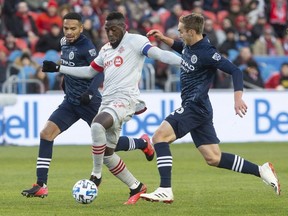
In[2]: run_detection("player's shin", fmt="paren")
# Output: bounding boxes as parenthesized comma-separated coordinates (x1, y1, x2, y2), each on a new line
(91, 123, 107, 178)
(104, 153, 140, 189)
(218, 152, 260, 176)
(36, 139, 54, 186)
(154, 142, 173, 187)
(115, 136, 146, 151)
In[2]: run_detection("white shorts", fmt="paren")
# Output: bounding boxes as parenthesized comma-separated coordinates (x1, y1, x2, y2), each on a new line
(98, 98, 136, 148)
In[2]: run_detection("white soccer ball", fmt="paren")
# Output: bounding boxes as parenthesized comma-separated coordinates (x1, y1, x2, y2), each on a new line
(72, 179, 98, 204)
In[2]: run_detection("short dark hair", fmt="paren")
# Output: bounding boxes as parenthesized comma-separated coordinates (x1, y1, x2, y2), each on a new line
(106, 11, 125, 22)
(63, 12, 82, 22)
(179, 13, 204, 34)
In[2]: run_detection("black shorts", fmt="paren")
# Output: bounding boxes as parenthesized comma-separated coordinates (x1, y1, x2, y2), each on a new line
(48, 98, 101, 132)
(165, 101, 220, 147)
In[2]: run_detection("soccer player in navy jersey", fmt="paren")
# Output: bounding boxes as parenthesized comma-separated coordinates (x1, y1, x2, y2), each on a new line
(140, 13, 280, 203)
(21, 12, 154, 199)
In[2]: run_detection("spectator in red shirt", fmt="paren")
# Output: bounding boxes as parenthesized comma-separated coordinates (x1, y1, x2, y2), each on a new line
(265, 63, 288, 90)
(36, 0, 62, 36)
(268, 0, 287, 38)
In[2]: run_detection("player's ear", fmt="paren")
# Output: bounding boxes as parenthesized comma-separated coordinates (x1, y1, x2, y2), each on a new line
(188, 28, 194, 36)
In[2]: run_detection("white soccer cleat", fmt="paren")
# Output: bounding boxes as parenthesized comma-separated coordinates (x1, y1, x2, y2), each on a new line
(140, 187, 174, 204)
(259, 162, 281, 195)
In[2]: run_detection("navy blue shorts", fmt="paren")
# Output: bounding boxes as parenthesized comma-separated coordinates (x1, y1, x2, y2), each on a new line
(165, 101, 220, 147)
(49, 98, 101, 132)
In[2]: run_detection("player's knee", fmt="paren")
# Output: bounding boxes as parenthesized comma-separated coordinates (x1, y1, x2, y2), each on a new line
(205, 156, 220, 167)
(91, 122, 106, 145)
(152, 128, 172, 143)
(40, 128, 56, 141)
(104, 147, 114, 156)
(152, 126, 165, 141)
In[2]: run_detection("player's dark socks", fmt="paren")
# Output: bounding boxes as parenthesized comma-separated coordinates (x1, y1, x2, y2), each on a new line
(37, 182, 44, 187)
(115, 136, 146, 151)
(36, 139, 54, 185)
(154, 142, 172, 187)
(218, 152, 260, 177)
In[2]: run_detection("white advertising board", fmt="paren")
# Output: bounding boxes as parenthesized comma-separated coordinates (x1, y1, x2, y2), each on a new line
(0, 91, 287, 146)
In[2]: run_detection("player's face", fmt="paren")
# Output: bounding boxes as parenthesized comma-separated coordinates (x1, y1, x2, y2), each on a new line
(104, 20, 125, 49)
(63, 19, 83, 43)
(178, 22, 194, 46)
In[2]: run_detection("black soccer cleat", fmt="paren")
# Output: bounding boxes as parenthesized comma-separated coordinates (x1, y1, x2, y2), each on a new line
(124, 182, 147, 205)
(90, 175, 102, 187)
(21, 184, 48, 198)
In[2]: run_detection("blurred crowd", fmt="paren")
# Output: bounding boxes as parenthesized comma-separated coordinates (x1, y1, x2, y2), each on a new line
(0, 0, 288, 94)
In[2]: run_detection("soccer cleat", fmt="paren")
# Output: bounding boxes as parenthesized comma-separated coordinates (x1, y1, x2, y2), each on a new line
(90, 175, 102, 187)
(140, 134, 154, 161)
(259, 162, 281, 195)
(140, 187, 174, 204)
(135, 99, 147, 115)
(124, 183, 147, 205)
(21, 184, 48, 198)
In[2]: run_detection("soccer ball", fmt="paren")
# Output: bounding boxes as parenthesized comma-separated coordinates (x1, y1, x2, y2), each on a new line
(72, 179, 98, 204)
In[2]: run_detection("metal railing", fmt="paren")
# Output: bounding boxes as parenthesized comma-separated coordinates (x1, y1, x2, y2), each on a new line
(2, 75, 45, 94)
(141, 63, 156, 90)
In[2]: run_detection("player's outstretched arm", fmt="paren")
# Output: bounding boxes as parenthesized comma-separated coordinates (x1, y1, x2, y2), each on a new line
(147, 46, 181, 65)
(42, 60, 98, 79)
(59, 65, 98, 79)
(147, 29, 174, 47)
(60, 65, 97, 79)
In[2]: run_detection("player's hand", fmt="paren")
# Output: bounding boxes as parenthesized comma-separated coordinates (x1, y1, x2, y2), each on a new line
(42, 60, 60, 72)
(146, 29, 164, 40)
(80, 92, 92, 105)
(234, 91, 247, 118)
(235, 100, 247, 118)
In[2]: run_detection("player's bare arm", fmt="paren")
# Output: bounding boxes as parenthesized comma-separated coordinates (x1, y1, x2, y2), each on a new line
(147, 29, 175, 47)
(234, 91, 248, 118)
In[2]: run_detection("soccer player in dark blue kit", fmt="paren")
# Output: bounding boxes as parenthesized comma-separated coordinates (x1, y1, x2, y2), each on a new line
(140, 13, 280, 203)
(21, 12, 154, 198)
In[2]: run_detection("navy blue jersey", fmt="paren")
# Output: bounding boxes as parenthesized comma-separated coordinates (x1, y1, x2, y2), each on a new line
(60, 34, 103, 105)
(172, 35, 243, 106)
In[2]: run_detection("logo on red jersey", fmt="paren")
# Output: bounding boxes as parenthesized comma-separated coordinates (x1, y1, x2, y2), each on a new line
(114, 56, 123, 67)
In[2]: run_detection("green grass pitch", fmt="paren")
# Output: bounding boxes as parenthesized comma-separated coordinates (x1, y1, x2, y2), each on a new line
(0, 142, 287, 216)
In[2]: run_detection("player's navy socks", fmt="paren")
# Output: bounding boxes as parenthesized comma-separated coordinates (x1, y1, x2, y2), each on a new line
(115, 136, 146, 151)
(218, 152, 260, 177)
(154, 142, 172, 187)
(36, 139, 53, 186)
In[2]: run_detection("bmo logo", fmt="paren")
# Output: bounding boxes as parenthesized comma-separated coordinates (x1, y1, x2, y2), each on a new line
(114, 56, 123, 67)
(255, 99, 288, 134)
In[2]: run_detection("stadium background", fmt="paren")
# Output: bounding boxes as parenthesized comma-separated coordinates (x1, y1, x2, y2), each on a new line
(0, 2, 287, 215)
(0, 0, 287, 145)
